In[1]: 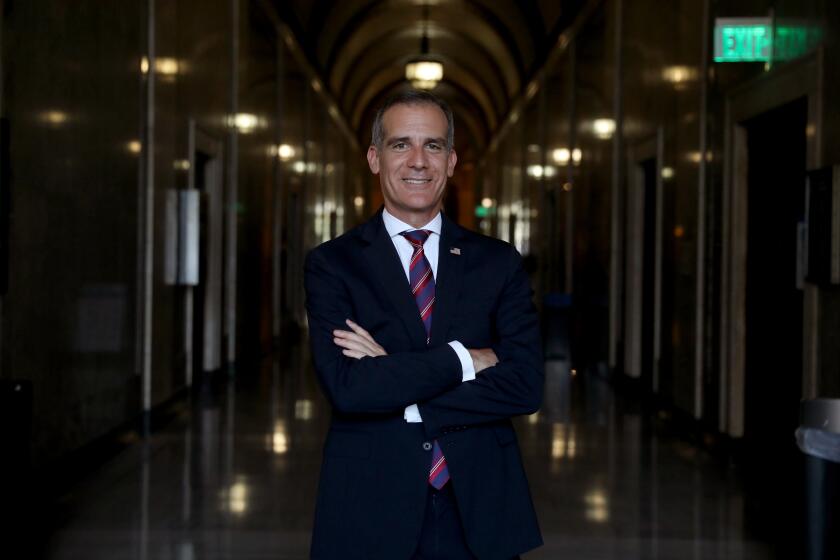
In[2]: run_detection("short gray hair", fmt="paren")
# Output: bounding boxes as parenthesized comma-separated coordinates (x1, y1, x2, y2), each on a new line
(370, 90, 454, 150)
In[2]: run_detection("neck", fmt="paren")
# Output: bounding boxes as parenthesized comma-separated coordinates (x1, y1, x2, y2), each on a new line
(384, 204, 440, 228)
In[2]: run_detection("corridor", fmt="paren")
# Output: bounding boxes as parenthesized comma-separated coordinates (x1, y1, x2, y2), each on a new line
(2, 0, 839, 558)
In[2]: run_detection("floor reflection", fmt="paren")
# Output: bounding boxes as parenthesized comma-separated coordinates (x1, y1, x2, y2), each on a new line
(44, 347, 773, 560)
(521, 360, 772, 559)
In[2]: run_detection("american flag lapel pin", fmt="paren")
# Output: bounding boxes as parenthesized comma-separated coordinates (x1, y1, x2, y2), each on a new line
(450, 247, 461, 255)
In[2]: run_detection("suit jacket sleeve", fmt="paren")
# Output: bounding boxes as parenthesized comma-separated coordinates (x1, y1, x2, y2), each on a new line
(417, 245, 544, 438)
(304, 247, 463, 415)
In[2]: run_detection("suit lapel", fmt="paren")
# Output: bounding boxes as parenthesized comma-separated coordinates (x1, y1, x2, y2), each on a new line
(430, 213, 465, 346)
(360, 210, 428, 348)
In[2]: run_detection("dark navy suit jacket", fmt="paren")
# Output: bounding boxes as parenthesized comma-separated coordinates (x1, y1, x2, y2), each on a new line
(304, 209, 544, 559)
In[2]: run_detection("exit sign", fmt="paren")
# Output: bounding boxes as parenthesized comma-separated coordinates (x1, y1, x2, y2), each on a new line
(715, 18, 772, 62)
(714, 17, 822, 63)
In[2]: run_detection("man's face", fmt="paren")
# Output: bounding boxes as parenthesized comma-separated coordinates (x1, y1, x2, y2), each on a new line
(367, 103, 457, 225)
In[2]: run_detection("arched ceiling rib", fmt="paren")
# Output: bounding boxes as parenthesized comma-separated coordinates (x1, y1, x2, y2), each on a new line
(336, 26, 509, 120)
(280, 0, 570, 158)
(314, 0, 537, 79)
(342, 50, 500, 134)
(328, 8, 521, 99)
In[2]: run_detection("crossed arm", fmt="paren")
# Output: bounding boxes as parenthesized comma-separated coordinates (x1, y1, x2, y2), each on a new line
(305, 244, 543, 436)
(333, 319, 499, 372)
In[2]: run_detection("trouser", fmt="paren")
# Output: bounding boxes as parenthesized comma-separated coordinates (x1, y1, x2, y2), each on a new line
(410, 483, 521, 560)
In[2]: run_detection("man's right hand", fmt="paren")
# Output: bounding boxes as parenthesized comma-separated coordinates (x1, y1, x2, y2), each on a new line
(333, 319, 387, 359)
(467, 348, 499, 374)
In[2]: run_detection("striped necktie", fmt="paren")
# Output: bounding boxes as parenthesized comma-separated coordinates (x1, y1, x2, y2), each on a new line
(400, 230, 450, 489)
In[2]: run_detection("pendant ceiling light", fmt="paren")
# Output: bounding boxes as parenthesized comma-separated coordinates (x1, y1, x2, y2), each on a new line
(405, 5, 443, 90)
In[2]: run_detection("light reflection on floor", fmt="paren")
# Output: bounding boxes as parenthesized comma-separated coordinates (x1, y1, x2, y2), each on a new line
(44, 350, 774, 560)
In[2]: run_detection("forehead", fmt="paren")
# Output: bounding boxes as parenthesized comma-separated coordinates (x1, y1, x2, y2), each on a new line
(381, 103, 448, 139)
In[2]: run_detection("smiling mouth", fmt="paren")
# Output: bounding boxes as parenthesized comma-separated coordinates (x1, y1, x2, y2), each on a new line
(402, 177, 432, 185)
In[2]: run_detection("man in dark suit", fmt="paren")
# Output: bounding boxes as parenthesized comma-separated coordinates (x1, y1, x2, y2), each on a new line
(304, 90, 543, 559)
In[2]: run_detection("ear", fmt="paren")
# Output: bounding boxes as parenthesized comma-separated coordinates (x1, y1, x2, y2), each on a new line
(446, 148, 458, 177)
(367, 145, 380, 174)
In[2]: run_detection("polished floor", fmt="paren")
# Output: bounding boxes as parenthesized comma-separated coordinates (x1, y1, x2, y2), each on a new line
(41, 348, 777, 560)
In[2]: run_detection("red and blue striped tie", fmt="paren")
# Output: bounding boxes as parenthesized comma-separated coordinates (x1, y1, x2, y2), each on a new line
(400, 230, 450, 489)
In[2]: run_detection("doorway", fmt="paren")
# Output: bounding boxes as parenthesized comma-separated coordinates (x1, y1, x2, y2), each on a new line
(624, 132, 666, 398)
(739, 94, 808, 557)
(638, 158, 657, 391)
(723, 57, 820, 552)
(186, 122, 224, 387)
(742, 97, 806, 448)
(721, 54, 820, 435)
(192, 152, 223, 376)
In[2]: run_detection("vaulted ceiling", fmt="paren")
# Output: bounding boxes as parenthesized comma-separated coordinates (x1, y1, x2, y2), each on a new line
(276, 0, 584, 159)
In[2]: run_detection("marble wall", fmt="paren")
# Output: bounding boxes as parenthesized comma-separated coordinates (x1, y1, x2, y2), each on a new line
(0, 0, 363, 468)
(480, 0, 839, 435)
(1, 1, 145, 466)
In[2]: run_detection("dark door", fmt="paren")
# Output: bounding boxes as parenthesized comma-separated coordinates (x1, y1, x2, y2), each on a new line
(193, 151, 211, 378)
(640, 157, 657, 392)
(658, 167, 677, 403)
(743, 96, 807, 552)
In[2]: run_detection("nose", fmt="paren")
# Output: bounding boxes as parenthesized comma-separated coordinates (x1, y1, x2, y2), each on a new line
(406, 145, 428, 169)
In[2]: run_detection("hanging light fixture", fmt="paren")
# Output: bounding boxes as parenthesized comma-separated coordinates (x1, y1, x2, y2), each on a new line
(405, 5, 443, 90)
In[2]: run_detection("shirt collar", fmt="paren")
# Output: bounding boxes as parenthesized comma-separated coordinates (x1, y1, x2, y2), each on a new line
(382, 207, 442, 239)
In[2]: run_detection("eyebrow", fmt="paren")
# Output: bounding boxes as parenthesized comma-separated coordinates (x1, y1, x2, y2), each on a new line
(385, 136, 446, 146)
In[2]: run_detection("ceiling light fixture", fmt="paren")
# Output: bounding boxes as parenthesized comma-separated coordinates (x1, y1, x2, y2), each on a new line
(592, 118, 616, 139)
(405, 5, 443, 90)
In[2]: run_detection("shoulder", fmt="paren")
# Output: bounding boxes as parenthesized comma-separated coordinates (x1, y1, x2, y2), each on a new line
(307, 222, 366, 261)
(457, 225, 520, 261)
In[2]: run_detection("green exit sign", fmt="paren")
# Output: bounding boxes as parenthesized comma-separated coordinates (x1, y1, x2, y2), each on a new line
(715, 18, 772, 62)
(714, 17, 822, 63)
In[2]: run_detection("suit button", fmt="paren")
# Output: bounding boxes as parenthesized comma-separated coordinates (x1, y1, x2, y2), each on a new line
(422, 442, 432, 451)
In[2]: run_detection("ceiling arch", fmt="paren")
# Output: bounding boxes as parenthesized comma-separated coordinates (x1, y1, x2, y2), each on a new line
(335, 26, 509, 120)
(315, 0, 537, 82)
(280, 0, 570, 159)
(344, 53, 499, 135)
(328, 6, 522, 99)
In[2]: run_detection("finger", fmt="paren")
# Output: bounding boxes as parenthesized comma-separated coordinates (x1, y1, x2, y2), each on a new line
(342, 348, 366, 360)
(346, 321, 382, 350)
(333, 335, 371, 352)
(342, 321, 388, 357)
(334, 331, 367, 346)
(333, 329, 357, 338)
(334, 334, 379, 356)
(343, 329, 383, 355)
(345, 319, 377, 344)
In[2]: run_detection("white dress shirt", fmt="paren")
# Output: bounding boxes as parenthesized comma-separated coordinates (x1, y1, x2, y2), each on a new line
(382, 208, 476, 423)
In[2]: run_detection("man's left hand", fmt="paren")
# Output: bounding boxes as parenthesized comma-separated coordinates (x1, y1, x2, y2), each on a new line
(333, 319, 387, 359)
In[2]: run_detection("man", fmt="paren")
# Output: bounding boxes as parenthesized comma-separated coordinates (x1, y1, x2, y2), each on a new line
(304, 90, 543, 559)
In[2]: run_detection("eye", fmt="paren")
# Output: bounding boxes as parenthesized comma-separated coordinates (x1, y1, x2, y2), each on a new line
(391, 141, 408, 151)
(426, 142, 443, 152)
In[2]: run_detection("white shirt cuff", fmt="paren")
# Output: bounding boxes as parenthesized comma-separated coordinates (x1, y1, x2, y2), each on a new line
(404, 404, 422, 423)
(448, 340, 476, 381)
(404, 341, 475, 423)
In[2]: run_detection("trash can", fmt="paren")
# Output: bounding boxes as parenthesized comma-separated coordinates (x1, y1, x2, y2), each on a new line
(797, 398, 840, 560)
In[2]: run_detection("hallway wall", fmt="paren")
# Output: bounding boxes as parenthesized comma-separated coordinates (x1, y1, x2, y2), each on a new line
(0, 0, 363, 468)
(481, 0, 839, 435)
(1, 2, 145, 466)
